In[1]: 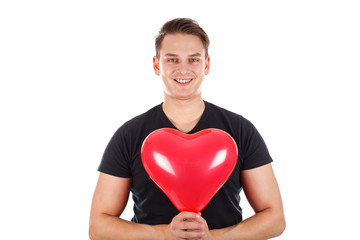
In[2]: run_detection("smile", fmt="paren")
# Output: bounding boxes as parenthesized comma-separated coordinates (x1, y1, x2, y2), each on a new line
(174, 79, 193, 84)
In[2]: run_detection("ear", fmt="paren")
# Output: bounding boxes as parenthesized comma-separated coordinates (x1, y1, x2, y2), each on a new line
(153, 56, 160, 76)
(204, 56, 210, 75)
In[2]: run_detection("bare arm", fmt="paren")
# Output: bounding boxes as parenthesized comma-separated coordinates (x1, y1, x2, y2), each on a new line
(89, 164, 285, 240)
(89, 173, 166, 240)
(89, 173, 210, 240)
(209, 163, 286, 240)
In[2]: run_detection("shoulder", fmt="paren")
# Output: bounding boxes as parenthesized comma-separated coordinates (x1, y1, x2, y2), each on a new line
(204, 101, 261, 146)
(205, 101, 240, 117)
(122, 104, 161, 129)
(110, 104, 163, 146)
(204, 101, 253, 129)
(112, 104, 162, 136)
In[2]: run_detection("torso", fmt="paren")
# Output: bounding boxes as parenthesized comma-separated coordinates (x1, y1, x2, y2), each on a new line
(98, 101, 273, 229)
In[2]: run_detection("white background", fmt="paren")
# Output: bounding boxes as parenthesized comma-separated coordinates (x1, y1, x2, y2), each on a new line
(1, 0, 359, 239)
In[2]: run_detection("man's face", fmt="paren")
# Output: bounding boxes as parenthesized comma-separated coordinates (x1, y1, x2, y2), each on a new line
(153, 33, 210, 101)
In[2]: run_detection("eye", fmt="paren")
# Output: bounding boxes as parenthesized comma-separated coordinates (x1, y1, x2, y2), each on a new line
(190, 58, 199, 63)
(168, 58, 177, 63)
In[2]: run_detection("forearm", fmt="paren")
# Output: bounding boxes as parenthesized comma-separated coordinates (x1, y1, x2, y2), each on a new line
(210, 207, 286, 240)
(89, 213, 166, 240)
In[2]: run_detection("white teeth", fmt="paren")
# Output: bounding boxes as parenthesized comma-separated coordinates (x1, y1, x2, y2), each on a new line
(175, 79, 192, 83)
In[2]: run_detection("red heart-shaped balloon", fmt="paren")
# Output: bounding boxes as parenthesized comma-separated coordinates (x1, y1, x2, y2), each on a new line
(141, 128, 238, 212)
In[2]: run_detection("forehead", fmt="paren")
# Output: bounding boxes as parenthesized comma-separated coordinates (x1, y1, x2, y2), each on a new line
(160, 33, 205, 56)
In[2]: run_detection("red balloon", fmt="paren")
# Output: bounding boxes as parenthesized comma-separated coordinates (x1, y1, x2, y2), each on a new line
(141, 128, 238, 213)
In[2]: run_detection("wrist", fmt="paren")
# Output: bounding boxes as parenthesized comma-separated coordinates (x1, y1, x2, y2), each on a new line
(209, 229, 222, 240)
(152, 224, 169, 240)
(210, 225, 236, 240)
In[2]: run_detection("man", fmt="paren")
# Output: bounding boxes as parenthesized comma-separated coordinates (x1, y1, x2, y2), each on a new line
(89, 18, 285, 240)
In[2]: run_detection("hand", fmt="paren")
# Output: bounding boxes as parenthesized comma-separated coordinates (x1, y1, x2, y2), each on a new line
(165, 212, 213, 240)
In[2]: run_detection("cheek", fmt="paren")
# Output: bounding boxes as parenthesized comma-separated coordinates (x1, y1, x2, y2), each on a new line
(161, 68, 174, 78)
(193, 65, 206, 76)
(160, 64, 175, 76)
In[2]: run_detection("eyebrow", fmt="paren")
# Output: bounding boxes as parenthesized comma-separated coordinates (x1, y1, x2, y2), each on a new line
(164, 53, 202, 57)
(188, 53, 202, 57)
(164, 53, 178, 57)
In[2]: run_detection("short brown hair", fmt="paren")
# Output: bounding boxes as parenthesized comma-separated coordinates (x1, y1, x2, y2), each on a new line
(155, 18, 210, 58)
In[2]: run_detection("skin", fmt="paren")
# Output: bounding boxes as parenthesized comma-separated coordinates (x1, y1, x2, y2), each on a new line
(89, 33, 286, 240)
(153, 33, 210, 133)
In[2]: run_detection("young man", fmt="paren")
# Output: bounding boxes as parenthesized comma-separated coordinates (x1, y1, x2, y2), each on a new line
(89, 18, 285, 240)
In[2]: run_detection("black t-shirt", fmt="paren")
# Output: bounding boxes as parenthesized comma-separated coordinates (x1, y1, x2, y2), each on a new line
(98, 101, 273, 229)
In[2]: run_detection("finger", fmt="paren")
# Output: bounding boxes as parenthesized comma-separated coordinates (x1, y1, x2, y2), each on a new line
(170, 226, 204, 240)
(180, 220, 204, 231)
(170, 212, 206, 239)
(178, 228, 205, 240)
(177, 211, 202, 221)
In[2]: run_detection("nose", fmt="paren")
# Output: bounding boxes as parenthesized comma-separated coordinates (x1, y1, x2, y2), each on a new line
(176, 62, 191, 75)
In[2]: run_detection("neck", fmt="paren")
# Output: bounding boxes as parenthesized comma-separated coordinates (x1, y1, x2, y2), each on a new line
(162, 95, 205, 133)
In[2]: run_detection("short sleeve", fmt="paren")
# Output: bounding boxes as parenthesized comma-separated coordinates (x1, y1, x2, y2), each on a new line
(98, 124, 132, 178)
(240, 118, 273, 170)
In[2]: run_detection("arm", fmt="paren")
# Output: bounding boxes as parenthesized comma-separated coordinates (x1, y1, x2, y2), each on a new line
(210, 163, 286, 240)
(89, 173, 167, 240)
(89, 173, 209, 240)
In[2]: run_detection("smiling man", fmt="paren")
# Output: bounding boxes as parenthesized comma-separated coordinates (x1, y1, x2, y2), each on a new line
(154, 32, 209, 134)
(89, 18, 285, 240)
